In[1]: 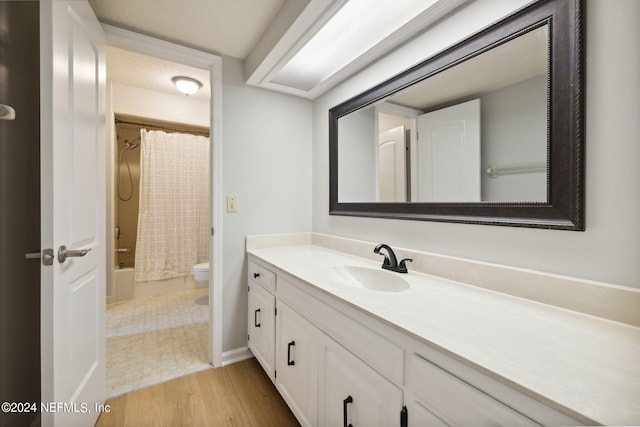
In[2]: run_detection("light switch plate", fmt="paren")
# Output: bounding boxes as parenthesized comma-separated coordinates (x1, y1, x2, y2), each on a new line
(227, 196, 238, 212)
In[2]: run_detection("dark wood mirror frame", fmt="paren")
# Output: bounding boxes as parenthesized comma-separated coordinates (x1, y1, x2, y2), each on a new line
(329, 0, 584, 230)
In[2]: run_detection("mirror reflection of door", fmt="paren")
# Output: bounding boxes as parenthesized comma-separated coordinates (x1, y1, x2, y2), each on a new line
(416, 99, 481, 202)
(378, 125, 407, 202)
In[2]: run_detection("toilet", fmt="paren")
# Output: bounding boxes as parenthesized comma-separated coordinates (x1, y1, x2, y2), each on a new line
(193, 262, 209, 282)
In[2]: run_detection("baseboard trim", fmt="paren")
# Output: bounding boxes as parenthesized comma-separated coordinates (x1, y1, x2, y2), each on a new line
(221, 346, 253, 366)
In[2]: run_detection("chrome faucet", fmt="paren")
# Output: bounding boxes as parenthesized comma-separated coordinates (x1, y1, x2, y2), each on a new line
(374, 243, 412, 273)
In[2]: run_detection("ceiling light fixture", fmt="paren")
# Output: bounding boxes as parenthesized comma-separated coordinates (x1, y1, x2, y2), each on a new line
(272, 0, 439, 92)
(172, 76, 202, 96)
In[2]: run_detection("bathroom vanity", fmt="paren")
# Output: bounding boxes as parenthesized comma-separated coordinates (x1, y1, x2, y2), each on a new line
(246, 234, 640, 427)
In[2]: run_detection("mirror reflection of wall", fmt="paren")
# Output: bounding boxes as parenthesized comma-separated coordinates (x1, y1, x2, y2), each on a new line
(481, 75, 547, 202)
(338, 107, 376, 202)
(337, 24, 549, 204)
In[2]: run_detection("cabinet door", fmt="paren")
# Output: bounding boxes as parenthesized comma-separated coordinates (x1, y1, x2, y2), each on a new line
(276, 302, 320, 427)
(405, 392, 449, 427)
(248, 282, 275, 378)
(320, 337, 402, 427)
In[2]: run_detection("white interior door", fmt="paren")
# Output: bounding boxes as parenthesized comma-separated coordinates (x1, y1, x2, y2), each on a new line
(40, 1, 106, 426)
(378, 125, 407, 202)
(416, 99, 481, 202)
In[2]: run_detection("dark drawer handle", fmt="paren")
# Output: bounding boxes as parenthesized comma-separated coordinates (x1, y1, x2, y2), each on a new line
(287, 340, 295, 366)
(343, 395, 353, 427)
(254, 308, 261, 327)
(253, 272, 260, 279)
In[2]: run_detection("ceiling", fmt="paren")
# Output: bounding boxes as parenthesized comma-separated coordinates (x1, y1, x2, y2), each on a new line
(91, 0, 286, 100)
(91, 0, 468, 100)
(89, 0, 286, 59)
(106, 46, 212, 100)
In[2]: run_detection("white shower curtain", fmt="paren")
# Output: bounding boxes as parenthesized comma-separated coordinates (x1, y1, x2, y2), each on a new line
(135, 129, 210, 282)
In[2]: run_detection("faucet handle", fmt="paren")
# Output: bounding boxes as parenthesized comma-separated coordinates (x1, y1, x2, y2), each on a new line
(398, 258, 413, 273)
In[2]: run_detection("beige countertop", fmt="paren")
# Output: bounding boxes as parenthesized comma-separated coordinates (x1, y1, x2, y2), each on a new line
(248, 244, 640, 426)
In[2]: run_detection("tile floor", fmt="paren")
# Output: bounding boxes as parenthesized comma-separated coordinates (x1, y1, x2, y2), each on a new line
(106, 288, 210, 397)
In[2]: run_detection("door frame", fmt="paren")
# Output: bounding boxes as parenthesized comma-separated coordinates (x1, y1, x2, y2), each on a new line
(374, 103, 420, 201)
(377, 125, 407, 202)
(103, 25, 224, 367)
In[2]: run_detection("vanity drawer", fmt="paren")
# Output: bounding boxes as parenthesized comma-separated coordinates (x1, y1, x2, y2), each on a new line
(248, 261, 276, 293)
(406, 354, 539, 427)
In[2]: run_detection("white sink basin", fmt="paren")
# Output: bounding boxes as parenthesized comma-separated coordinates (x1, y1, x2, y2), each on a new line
(328, 266, 409, 292)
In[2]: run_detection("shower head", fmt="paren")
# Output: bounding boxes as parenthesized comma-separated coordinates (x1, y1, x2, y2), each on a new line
(117, 135, 140, 150)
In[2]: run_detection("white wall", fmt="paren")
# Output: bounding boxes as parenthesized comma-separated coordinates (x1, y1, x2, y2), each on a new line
(481, 76, 547, 202)
(312, 0, 640, 288)
(110, 83, 210, 126)
(221, 56, 313, 352)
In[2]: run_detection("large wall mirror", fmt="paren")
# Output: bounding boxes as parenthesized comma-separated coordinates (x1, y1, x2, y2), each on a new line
(329, 0, 584, 230)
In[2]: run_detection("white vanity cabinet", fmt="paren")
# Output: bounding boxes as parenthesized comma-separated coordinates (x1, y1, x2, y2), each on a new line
(247, 258, 406, 427)
(247, 262, 276, 377)
(319, 336, 403, 427)
(247, 255, 583, 427)
(275, 301, 321, 427)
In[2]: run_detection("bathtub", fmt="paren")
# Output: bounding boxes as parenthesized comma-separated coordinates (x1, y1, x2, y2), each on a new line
(111, 267, 206, 302)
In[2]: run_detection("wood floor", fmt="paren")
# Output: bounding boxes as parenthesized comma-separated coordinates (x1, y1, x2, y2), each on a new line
(95, 358, 300, 427)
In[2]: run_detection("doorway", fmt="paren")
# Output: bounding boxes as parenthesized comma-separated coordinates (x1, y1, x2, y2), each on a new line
(107, 112, 211, 396)
(102, 26, 223, 393)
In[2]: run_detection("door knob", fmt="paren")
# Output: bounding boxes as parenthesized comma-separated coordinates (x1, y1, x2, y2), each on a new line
(25, 249, 54, 266)
(57, 245, 91, 263)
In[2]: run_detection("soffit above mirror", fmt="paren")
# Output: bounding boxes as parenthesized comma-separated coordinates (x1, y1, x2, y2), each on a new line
(244, 0, 470, 99)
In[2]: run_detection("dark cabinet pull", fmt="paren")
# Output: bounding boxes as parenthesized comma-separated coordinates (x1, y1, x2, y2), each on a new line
(253, 272, 260, 279)
(254, 308, 261, 327)
(343, 395, 353, 427)
(287, 341, 296, 366)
